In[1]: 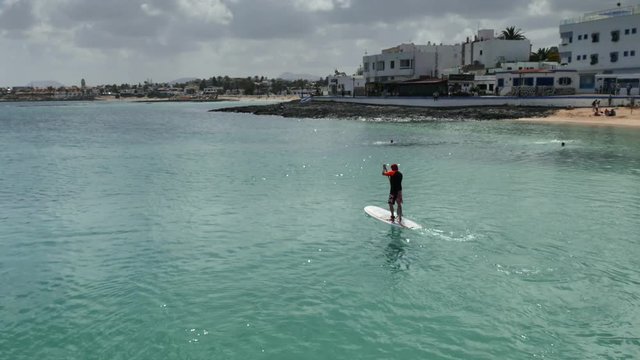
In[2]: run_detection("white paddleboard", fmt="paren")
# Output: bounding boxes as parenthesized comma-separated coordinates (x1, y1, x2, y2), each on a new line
(364, 206, 422, 230)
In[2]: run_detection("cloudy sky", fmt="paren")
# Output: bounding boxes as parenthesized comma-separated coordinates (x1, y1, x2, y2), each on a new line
(0, 0, 622, 86)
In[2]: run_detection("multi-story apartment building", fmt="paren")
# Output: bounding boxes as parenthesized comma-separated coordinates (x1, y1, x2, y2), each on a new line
(362, 43, 449, 84)
(559, 4, 640, 92)
(362, 30, 530, 85)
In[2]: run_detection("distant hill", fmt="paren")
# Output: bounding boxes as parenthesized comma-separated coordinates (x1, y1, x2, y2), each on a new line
(168, 77, 200, 85)
(27, 80, 65, 88)
(278, 72, 323, 81)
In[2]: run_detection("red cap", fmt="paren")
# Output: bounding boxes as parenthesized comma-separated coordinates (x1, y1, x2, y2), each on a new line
(391, 164, 398, 170)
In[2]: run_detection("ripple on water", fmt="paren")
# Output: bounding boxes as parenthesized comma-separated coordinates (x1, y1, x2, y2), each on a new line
(2, 103, 640, 359)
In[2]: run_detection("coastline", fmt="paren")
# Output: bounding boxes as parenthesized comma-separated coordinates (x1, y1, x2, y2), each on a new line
(4, 94, 638, 128)
(212, 100, 557, 121)
(516, 107, 640, 128)
(0, 94, 298, 103)
(214, 98, 640, 128)
(93, 95, 298, 102)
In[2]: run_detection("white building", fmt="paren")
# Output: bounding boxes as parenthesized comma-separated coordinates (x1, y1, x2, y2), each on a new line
(463, 29, 531, 68)
(559, 4, 640, 92)
(493, 61, 560, 72)
(362, 43, 445, 84)
(595, 73, 640, 95)
(327, 74, 365, 96)
(495, 69, 579, 96)
(446, 74, 498, 95)
(363, 30, 530, 85)
(203, 86, 223, 95)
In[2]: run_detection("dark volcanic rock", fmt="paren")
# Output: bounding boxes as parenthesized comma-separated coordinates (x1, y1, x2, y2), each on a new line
(211, 100, 558, 121)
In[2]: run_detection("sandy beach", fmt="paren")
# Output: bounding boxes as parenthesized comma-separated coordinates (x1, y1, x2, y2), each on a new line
(517, 106, 640, 128)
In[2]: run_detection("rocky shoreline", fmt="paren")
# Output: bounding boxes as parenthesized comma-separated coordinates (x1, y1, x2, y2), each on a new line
(212, 100, 559, 121)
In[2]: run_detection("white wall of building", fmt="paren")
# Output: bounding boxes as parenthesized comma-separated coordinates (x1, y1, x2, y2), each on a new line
(363, 43, 437, 83)
(494, 62, 560, 72)
(559, 5, 640, 91)
(436, 45, 463, 75)
(464, 39, 531, 67)
(363, 30, 533, 85)
(495, 70, 579, 95)
(327, 75, 365, 96)
(480, 39, 531, 65)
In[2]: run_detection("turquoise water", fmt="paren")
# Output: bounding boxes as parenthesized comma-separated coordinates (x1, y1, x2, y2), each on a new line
(1, 101, 640, 359)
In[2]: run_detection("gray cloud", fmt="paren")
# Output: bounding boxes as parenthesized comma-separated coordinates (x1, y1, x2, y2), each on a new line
(0, 0, 37, 31)
(0, 0, 619, 85)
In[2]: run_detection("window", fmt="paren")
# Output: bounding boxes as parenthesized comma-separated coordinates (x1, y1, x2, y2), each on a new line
(584, 33, 588, 39)
(625, 29, 630, 35)
(591, 33, 600, 42)
(568, 55, 572, 63)
(558, 77, 572, 86)
(377, 61, 385, 71)
(624, 51, 629, 57)
(611, 30, 620, 42)
(390, 60, 395, 69)
(632, 50, 636, 56)
(514, 78, 534, 86)
(480, 50, 483, 55)
(590, 54, 599, 65)
(536, 77, 554, 86)
(372, 62, 375, 70)
(579, 74, 595, 89)
(364, 62, 369, 71)
(578, 35, 582, 40)
(610, 52, 619, 63)
(399, 59, 412, 69)
(633, 28, 637, 34)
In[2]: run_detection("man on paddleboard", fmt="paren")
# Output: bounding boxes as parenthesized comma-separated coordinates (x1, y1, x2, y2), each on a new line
(382, 163, 403, 223)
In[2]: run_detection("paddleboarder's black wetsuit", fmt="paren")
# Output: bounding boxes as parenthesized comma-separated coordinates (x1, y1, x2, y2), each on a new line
(383, 170, 403, 204)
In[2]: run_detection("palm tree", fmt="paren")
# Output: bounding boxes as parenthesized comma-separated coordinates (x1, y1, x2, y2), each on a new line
(500, 26, 526, 40)
(530, 47, 561, 62)
(547, 47, 561, 63)
(530, 47, 551, 61)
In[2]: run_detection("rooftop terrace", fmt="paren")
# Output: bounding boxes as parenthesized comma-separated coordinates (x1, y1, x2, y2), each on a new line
(561, 4, 640, 25)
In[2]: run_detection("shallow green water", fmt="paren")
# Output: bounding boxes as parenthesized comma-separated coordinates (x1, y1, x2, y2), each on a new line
(1, 101, 640, 359)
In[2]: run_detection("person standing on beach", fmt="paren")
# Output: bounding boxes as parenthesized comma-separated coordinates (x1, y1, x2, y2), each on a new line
(382, 164, 403, 223)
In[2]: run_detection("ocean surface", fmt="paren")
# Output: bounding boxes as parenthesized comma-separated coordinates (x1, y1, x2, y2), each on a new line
(1, 100, 639, 359)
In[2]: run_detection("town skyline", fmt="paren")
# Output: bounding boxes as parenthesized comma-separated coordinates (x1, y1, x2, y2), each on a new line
(0, 0, 630, 86)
